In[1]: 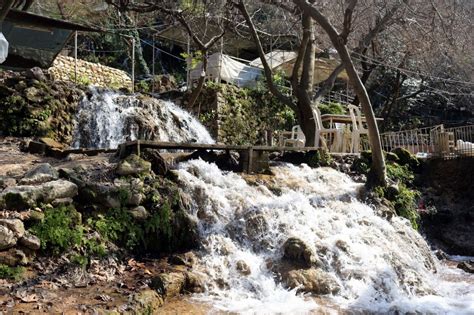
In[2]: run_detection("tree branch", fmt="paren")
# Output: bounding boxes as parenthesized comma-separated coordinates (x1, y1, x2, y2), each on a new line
(235, 0, 296, 110)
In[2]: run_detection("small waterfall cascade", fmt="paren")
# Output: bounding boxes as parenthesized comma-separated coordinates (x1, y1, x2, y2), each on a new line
(72, 88, 214, 149)
(176, 160, 474, 314)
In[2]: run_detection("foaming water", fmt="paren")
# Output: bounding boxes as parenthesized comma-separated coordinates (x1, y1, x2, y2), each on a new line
(72, 88, 214, 148)
(176, 160, 474, 314)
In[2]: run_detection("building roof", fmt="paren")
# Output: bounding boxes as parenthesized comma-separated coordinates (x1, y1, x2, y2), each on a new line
(1, 9, 100, 69)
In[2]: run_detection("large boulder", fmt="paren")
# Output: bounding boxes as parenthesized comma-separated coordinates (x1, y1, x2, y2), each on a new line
(0, 225, 17, 250)
(0, 219, 25, 238)
(1, 185, 43, 210)
(19, 231, 41, 250)
(41, 180, 78, 202)
(116, 154, 151, 177)
(151, 272, 187, 299)
(282, 268, 340, 295)
(19, 163, 58, 185)
(282, 237, 315, 267)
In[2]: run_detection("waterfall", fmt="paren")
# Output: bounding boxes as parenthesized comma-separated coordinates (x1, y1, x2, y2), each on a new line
(176, 160, 474, 314)
(72, 88, 214, 149)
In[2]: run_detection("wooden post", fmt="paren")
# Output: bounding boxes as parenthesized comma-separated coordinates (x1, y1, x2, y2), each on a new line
(74, 31, 78, 83)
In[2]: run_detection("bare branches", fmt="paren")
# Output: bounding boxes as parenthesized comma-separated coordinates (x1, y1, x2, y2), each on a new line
(234, 0, 296, 110)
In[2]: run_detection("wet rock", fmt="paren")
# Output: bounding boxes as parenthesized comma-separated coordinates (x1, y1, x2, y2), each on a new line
(0, 219, 25, 238)
(168, 252, 197, 267)
(19, 231, 41, 250)
(457, 261, 474, 274)
(116, 154, 151, 177)
(236, 260, 251, 276)
(245, 214, 269, 240)
(25, 67, 47, 82)
(283, 237, 315, 267)
(39, 137, 65, 149)
(141, 149, 169, 176)
(0, 248, 28, 266)
(41, 180, 78, 202)
(0, 176, 16, 189)
(151, 272, 186, 299)
(0, 225, 17, 250)
(128, 206, 149, 221)
(282, 268, 340, 295)
(130, 289, 163, 313)
(19, 163, 59, 185)
(184, 272, 205, 293)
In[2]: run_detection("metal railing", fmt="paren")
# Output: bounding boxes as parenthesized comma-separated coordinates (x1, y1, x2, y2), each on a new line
(380, 125, 443, 156)
(380, 124, 474, 159)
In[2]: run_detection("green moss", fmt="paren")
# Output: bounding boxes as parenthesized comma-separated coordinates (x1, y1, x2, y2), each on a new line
(30, 205, 83, 255)
(386, 163, 415, 184)
(393, 184, 420, 229)
(0, 264, 25, 281)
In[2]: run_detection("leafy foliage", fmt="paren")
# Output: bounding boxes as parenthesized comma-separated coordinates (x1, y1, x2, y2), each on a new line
(30, 206, 83, 255)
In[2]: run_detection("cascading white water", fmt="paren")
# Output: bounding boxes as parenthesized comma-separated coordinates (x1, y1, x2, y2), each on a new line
(72, 88, 214, 148)
(176, 160, 474, 314)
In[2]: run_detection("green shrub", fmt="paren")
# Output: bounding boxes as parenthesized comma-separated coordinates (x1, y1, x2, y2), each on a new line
(30, 206, 83, 255)
(0, 264, 25, 281)
(87, 208, 144, 250)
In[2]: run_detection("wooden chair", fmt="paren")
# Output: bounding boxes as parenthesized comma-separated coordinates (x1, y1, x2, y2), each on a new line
(283, 125, 306, 147)
(348, 105, 368, 153)
(313, 107, 343, 151)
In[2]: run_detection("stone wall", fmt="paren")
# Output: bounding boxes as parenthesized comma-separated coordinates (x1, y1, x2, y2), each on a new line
(48, 55, 132, 90)
(185, 84, 296, 145)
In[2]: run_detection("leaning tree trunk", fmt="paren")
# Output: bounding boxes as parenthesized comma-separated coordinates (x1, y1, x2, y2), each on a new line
(295, 0, 387, 187)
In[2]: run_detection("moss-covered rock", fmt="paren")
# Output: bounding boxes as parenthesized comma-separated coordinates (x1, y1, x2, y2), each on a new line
(116, 154, 152, 177)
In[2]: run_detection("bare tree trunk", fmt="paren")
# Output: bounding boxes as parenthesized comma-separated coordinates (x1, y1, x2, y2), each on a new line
(295, 0, 387, 187)
(297, 10, 317, 146)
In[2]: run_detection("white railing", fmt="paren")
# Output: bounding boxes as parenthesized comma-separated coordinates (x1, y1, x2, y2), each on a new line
(380, 125, 443, 155)
(381, 124, 474, 159)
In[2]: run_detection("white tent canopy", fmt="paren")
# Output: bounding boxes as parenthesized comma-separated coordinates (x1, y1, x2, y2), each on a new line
(189, 53, 261, 88)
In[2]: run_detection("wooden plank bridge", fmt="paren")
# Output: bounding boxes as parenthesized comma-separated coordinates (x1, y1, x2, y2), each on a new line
(117, 140, 328, 173)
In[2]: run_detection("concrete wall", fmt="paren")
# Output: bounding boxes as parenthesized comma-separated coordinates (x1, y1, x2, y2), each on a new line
(48, 55, 132, 90)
